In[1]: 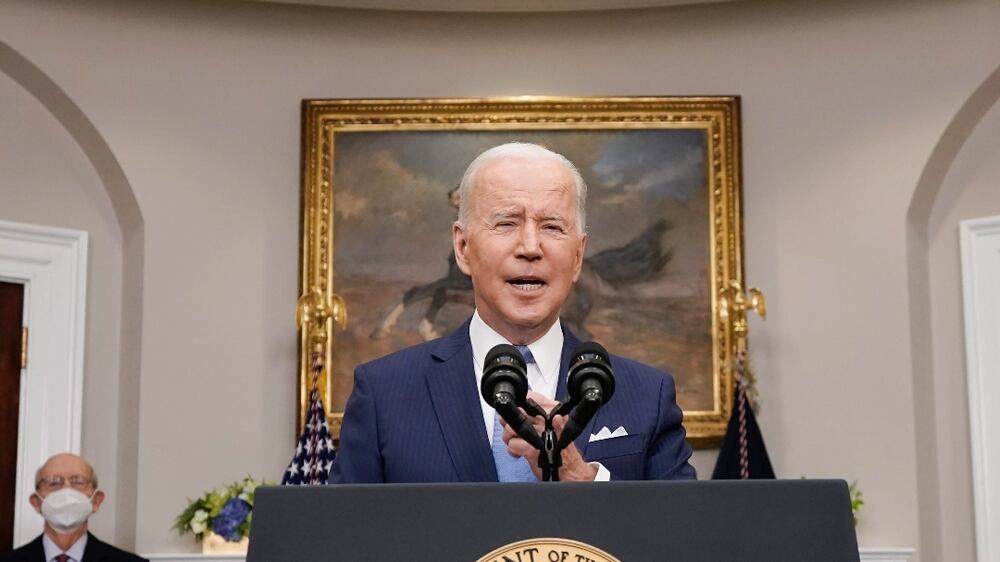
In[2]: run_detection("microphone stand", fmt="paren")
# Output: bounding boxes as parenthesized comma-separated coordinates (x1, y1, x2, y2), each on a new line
(523, 398, 561, 482)
(521, 394, 600, 482)
(499, 392, 604, 482)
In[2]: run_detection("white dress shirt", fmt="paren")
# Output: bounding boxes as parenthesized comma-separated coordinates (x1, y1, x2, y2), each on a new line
(469, 311, 610, 481)
(42, 531, 87, 562)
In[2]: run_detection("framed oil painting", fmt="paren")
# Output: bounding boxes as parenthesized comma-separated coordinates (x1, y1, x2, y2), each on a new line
(298, 97, 745, 447)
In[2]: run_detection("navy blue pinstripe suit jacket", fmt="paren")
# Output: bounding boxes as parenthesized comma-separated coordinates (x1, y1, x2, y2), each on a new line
(330, 319, 696, 483)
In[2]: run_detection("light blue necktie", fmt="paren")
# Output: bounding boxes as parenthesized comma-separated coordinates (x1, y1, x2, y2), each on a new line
(492, 345, 537, 482)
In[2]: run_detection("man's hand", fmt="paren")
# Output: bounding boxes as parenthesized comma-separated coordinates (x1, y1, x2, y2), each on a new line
(500, 391, 599, 481)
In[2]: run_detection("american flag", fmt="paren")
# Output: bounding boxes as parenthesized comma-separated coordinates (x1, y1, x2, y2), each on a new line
(281, 357, 336, 485)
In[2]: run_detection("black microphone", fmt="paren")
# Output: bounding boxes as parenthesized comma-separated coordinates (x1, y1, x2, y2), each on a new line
(480, 344, 541, 449)
(558, 341, 615, 449)
(566, 341, 615, 406)
(480, 344, 528, 407)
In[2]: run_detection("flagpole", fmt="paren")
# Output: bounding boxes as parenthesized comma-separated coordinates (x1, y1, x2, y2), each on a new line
(719, 281, 767, 480)
(296, 287, 347, 409)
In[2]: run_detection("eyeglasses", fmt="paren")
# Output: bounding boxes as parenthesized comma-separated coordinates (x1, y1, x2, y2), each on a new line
(35, 475, 93, 493)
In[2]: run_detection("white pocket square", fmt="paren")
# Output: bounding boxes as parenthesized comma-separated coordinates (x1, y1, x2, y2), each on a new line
(588, 426, 628, 442)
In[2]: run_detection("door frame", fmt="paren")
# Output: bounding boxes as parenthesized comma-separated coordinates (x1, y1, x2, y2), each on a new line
(960, 214, 1000, 562)
(0, 219, 88, 546)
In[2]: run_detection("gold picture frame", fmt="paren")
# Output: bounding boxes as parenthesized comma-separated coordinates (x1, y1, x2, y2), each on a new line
(298, 96, 745, 448)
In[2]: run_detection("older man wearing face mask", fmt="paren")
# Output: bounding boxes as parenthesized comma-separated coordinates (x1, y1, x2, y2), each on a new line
(0, 453, 147, 562)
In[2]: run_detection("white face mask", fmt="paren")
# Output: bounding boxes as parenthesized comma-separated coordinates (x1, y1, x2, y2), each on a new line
(37, 488, 96, 533)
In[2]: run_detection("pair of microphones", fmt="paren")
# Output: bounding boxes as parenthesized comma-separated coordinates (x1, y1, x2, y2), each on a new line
(479, 341, 616, 480)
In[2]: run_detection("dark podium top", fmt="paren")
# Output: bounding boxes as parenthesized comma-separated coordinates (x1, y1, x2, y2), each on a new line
(248, 480, 859, 562)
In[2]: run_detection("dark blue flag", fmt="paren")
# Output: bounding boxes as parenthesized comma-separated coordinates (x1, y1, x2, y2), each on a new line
(712, 352, 775, 480)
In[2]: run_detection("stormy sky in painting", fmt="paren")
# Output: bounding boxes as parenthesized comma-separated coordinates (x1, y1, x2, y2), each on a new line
(333, 128, 708, 295)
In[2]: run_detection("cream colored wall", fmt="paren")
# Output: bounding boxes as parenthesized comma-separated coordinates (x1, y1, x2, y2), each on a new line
(1, 0, 999, 558)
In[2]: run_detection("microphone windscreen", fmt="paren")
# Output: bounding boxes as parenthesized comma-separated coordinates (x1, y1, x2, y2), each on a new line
(567, 341, 615, 404)
(571, 341, 610, 365)
(484, 344, 527, 373)
(481, 343, 529, 407)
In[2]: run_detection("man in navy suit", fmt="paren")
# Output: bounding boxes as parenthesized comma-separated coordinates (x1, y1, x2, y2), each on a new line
(331, 142, 695, 483)
(0, 453, 147, 562)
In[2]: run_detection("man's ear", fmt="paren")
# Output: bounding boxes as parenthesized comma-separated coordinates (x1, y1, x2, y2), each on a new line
(29, 493, 42, 514)
(90, 490, 105, 513)
(571, 233, 587, 282)
(453, 222, 472, 276)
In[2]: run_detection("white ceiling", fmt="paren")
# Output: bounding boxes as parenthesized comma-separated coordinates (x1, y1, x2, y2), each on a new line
(247, 0, 733, 13)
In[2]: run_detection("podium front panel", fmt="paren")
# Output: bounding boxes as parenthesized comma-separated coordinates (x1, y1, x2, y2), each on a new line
(248, 480, 859, 562)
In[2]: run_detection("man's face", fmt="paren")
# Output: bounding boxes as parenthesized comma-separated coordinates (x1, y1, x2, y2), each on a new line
(453, 155, 586, 344)
(30, 454, 103, 518)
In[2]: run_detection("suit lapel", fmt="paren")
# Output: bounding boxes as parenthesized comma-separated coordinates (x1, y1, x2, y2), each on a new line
(426, 321, 498, 482)
(82, 532, 105, 561)
(559, 328, 602, 455)
(556, 326, 580, 401)
(24, 534, 45, 561)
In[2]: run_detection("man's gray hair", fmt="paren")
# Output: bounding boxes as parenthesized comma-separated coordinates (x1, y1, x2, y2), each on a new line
(456, 142, 588, 234)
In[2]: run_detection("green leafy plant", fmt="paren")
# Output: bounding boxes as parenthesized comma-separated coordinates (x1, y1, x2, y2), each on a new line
(173, 476, 272, 542)
(849, 480, 864, 527)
